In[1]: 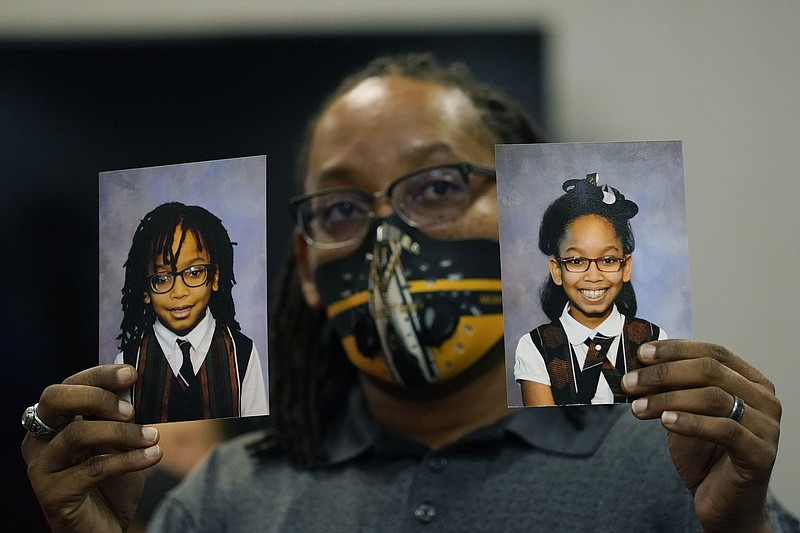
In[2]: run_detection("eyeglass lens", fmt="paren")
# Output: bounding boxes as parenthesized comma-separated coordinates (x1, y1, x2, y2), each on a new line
(303, 191, 372, 247)
(561, 257, 624, 273)
(149, 265, 211, 293)
(392, 167, 471, 225)
(298, 166, 478, 246)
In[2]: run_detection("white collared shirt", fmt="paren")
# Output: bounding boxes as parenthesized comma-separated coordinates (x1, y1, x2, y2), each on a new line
(152, 307, 216, 379)
(514, 304, 667, 404)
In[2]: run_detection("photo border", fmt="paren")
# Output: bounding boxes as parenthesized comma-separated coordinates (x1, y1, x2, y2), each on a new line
(496, 141, 691, 407)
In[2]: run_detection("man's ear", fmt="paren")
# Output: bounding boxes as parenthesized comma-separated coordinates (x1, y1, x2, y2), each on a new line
(548, 258, 563, 286)
(143, 292, 151, 304)
(212, 266, 220, 291)
(294, 228, 323, 310)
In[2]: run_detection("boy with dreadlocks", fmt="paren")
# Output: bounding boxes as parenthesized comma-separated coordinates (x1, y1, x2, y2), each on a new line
(114, 202, 267, 424)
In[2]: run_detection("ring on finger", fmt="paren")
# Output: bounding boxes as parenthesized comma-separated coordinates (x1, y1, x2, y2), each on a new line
(728, 394, 745, 423)
(21, 402, 61, 439)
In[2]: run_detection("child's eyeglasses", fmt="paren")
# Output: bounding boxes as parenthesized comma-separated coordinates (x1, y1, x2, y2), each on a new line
(145, 264, 216, 294)
(558, 256, 626, 273)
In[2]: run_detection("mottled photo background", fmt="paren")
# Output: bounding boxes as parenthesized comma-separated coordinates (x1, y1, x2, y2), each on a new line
(497, 141, 691, 407)
(98, 155, 268, 393)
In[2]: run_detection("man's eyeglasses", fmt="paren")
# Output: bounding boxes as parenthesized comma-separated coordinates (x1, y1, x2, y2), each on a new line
(145, 264, 216, 294)
(289, 162, 496, 249)
(558, 256, 626, 273)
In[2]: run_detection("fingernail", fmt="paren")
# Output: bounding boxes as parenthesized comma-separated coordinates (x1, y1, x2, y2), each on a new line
(639, 343, 656, 360)
(661, 411, 678, 425)
(119, 400, 133, 418)
(144, 445, 161, 458)
(631, 398, 647, 414)
(142, 426, 158, 442)
(622, 372, 638, 389)
(117, 366, 133, 382)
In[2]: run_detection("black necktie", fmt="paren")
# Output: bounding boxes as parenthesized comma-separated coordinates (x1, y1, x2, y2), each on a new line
(177, 339, 196, 390)
(584, 335, 625, 402)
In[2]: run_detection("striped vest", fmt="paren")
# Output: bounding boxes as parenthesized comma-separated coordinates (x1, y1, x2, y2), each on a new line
(123, 325, 253, 424)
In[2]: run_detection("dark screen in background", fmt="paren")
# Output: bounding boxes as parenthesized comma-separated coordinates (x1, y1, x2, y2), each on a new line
(0, 31, 546, 527)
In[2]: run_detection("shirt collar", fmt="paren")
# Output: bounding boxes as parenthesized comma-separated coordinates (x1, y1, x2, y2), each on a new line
(322, 386, 626, 465)
(322, 387, 381, 465)
(560, 303, 624, 345)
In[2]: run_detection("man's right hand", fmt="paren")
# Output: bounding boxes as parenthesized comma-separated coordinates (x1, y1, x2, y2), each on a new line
(21, 365, 162, 532)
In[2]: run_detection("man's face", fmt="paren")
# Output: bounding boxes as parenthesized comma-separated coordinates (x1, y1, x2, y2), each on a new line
(143, 226, 219, 336)
(296, 75, 499, 309)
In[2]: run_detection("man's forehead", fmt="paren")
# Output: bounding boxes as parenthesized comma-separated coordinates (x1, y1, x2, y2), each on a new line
(338, 76, 392, 110)
(336, 75, 474, 115)
(312, 141, 461, 187)
(307, 76, 489, 187)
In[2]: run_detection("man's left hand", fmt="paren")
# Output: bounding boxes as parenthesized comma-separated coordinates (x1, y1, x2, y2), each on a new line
(622, 339, 781, 533)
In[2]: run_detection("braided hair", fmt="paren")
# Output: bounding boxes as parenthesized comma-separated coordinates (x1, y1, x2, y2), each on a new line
(118, 201, 239, 350)
(258, 52, 546, 468)
(538, 175, 639, 322)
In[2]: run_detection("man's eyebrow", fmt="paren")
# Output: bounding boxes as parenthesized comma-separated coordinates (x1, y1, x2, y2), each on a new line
(314, 166, 357, 187)
(397, 141, 460, 165)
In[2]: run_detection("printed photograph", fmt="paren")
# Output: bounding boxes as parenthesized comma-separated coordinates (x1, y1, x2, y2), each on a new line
(99, 155, 269, 423)
(497, 141, 692, 407)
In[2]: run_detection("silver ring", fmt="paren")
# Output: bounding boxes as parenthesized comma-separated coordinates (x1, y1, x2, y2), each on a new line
(728, 394, 745, 423)
(21, 403, 61, 439)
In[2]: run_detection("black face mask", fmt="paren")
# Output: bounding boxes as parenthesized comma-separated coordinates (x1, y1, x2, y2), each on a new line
(315, 214, 504, 389)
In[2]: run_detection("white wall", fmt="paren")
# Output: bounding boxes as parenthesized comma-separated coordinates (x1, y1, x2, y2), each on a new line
(4, 0, 798, 516)
(542, 2, 800, 516)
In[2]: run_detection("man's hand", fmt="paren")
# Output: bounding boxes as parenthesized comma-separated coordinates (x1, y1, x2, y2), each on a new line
(21, 365, 162, 532)
(623, 340, 781, 533)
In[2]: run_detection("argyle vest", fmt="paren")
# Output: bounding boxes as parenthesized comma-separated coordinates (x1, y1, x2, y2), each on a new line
(528, 316, 660, 405)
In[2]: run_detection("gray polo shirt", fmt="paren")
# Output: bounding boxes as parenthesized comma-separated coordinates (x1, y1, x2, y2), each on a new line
(149, 388, 798, 532)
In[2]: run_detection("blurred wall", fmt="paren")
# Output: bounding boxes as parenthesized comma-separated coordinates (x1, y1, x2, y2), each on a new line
(4, 0, 798, 518)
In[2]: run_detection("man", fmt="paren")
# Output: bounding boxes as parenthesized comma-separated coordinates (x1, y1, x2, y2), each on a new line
(22, 53, 794, 531)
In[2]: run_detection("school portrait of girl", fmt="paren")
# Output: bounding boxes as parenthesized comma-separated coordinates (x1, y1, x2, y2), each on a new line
(496, 141, 692, 408)
(98, 155, 268, 422)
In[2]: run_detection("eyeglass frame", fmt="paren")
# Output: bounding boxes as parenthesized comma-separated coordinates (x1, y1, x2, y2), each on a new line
(144, 263, 217, 294)
(288, 162, 497, 249)
(556, 256, 628, 273)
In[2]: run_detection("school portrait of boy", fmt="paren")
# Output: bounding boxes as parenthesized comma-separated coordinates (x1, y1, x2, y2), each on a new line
(497, 141, 692, 407)
(98, 155, 268, 423)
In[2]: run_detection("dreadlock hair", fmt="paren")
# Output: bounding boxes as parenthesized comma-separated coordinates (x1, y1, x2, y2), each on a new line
(118, 201, 239, 350)
(538, 176, 639, 322)
(260, 52, 547, 469)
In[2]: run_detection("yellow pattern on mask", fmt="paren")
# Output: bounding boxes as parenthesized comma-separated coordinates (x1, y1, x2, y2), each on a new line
(330, 278, 504, 385)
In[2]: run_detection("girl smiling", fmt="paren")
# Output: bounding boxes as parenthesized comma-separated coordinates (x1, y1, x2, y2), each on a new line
(514, 174, 667, 406)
